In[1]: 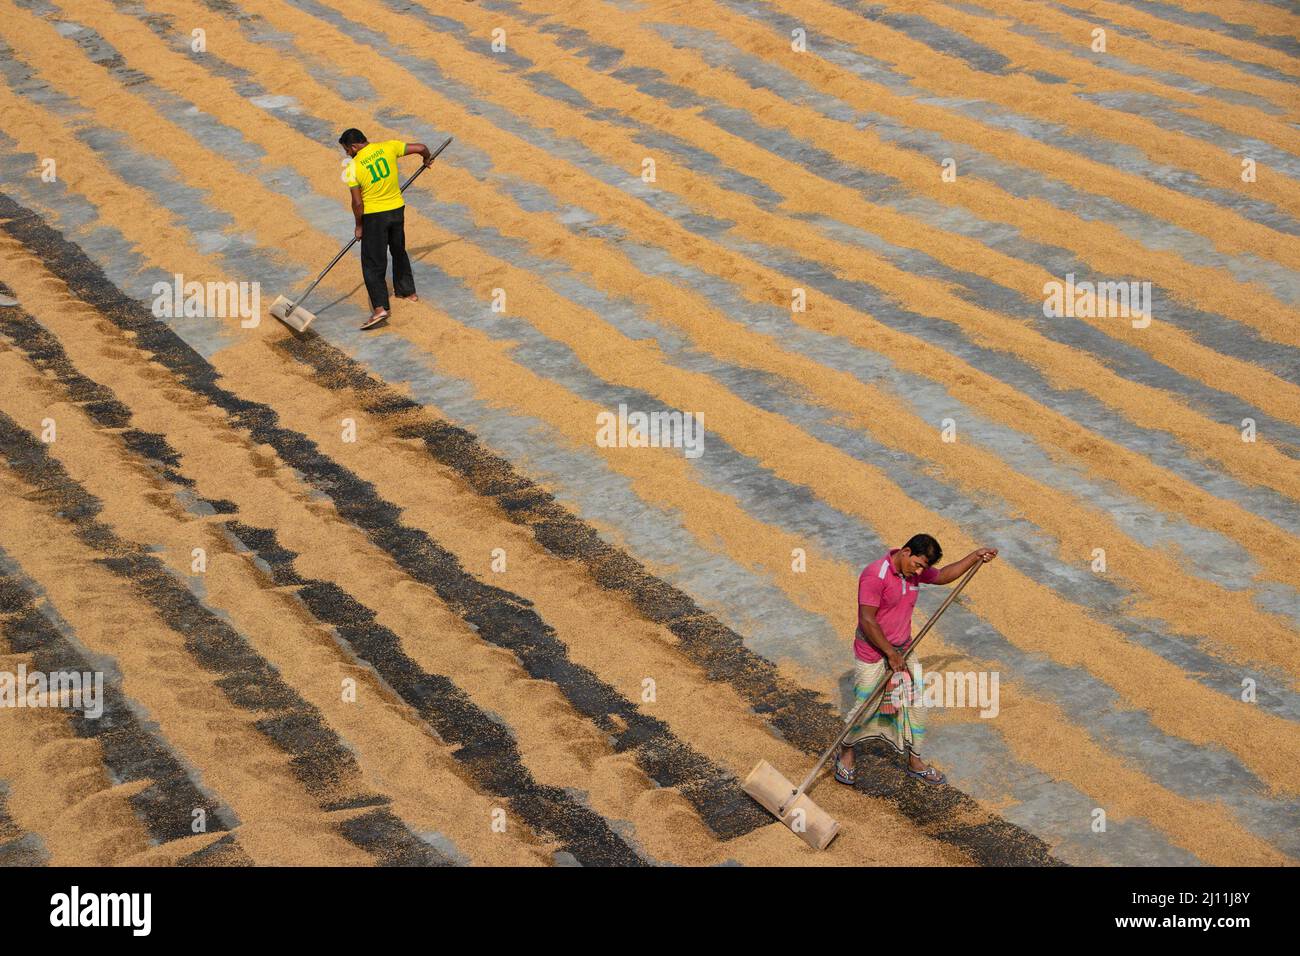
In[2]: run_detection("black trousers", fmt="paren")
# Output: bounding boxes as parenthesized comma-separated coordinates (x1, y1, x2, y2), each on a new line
(360, 206, 415, 311)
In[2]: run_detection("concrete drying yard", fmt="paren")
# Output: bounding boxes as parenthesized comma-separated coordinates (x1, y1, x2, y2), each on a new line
(0, 0, 1296, 867)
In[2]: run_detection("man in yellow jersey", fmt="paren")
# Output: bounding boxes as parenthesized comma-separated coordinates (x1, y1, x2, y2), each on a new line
(339, 128, 435, 330)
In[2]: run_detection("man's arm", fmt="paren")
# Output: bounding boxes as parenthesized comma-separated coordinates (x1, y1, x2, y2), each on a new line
(350, 185, 364, 240)
(403, 142, 434, 166)
(931, 547, 998, 585)
(859, 604, 905, 672)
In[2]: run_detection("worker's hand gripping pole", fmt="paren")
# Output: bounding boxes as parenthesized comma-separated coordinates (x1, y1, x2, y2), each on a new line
(281, 136, 453, 320)
(777, 560, 983, 815)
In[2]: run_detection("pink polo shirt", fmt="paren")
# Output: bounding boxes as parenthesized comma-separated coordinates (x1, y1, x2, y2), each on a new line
(854, 548, 940, 663)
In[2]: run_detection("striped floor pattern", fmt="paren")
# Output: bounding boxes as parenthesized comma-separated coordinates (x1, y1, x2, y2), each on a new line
(0, 0, 1295, 865)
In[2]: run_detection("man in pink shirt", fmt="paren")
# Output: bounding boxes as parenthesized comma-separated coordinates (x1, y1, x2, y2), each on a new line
(834, 534, 997, 786)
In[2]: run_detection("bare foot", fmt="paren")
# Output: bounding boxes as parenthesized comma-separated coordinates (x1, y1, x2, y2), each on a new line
(394, 293, 419, 302)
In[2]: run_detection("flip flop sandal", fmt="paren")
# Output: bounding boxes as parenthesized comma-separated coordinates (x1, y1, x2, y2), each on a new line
(906, 766, 946, 785)
(360, 310, 389, 330)
(833, 757, 856, 786)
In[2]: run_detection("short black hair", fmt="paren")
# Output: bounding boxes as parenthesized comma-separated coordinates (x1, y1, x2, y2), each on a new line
(338, 128, 368, 147)
(902, 533, 942, 566)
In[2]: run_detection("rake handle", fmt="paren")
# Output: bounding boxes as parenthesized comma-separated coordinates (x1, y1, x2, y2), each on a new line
(285, 136, 453, 315)
(780, 560, 983, 813)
